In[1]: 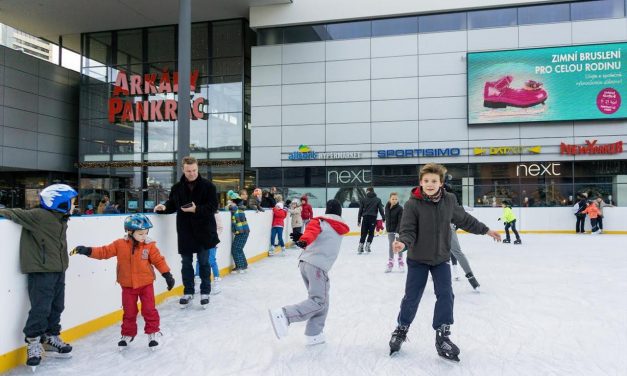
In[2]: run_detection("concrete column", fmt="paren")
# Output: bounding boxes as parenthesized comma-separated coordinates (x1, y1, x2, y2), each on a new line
(177, 0, 191, 171)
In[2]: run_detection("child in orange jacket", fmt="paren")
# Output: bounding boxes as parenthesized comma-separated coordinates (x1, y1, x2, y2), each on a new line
(582, 201, 601, 234)
(71, 214, 175, 350)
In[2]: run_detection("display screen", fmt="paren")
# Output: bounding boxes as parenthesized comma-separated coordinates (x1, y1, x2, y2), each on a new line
(467, 42, 626, 124)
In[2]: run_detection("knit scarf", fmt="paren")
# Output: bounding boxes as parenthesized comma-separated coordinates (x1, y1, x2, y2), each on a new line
(422, 187, 443, 203)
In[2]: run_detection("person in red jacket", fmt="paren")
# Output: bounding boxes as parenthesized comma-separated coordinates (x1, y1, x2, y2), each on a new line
(270, 202, 288, 256)
(71, 214, 175, 350)
(300, 195, 313, 230)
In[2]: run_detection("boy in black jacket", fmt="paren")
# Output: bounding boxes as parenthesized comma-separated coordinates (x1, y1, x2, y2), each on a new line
(388, 164, 501, 361)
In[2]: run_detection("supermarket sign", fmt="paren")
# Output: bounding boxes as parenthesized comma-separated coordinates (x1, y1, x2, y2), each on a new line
(287, 145, 361, 160)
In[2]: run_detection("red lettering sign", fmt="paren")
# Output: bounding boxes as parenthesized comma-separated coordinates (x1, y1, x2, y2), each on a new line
(560, 140, 623, 155)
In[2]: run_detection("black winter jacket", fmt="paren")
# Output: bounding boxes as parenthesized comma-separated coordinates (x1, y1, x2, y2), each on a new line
(358, 192, 384, 222)
(159, 175, 219, 254)
(399, 187, 489, 265)
(384, 203, 403, 233)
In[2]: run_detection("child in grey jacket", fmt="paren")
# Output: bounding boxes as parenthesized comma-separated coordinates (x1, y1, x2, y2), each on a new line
(268, 199, 349, 346)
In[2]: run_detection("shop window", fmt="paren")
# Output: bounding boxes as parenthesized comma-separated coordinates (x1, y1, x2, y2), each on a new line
(518, 3, 570, 25)
(212, 20, 243, 58)
(468, 8, 517, 29)
(192, 23, 209, 60)
(326, 20, 372, 40)
(571, 0, 625, 20)
(372, 17, 418, 37)
(147, 26, 176, 63)
(418, 12, 467, 33)
(257, 28, 283, 46)
(208, 112, 242, 150)
(286, 187, 327, 208)
(258, 168, 282, 187)
(117, 29, 143, 66)
(283, 25, 328, 44)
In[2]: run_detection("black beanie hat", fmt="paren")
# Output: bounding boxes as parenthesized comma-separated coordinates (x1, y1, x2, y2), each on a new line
(325, 199, 342, 216)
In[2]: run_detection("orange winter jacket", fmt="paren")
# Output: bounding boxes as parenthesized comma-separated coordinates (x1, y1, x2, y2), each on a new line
(90, 237, 171, 289)
(582, 204, 600, 219)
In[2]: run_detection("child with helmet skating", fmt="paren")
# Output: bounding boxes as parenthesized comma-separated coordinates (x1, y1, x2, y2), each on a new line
(71, 214, 175, 350)
(0, 184, 78, 370)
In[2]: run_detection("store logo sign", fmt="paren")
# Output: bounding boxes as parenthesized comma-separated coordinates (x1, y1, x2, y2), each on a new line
(108, 69, 207, 123)
(560, 140, 623, 155)
(287, 145, 361, 160)
(516, 162, 561, 176)
(377, 148, 461, 158)
(327, 168, 372, 185)
(474, 146, 541, 156)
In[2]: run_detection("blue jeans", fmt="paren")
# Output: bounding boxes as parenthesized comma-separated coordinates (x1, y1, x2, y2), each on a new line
(397, 259, 454, 330)
(270, 227, 284, 247)
(195, 247, 220, 278)
(182, 249, 210, 295)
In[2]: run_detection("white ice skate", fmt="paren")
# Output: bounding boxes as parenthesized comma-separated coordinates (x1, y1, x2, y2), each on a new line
(148, 332, 162, 351)
(210, 280, 222, 295)
(118, 336, 134, 351)
(385, 259, 393, 273)
(452, 264, 460, 281)
(305, 333, 326, 346)
(268, 308, 289, 339)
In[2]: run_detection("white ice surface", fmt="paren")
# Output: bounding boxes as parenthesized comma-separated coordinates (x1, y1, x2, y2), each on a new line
(6, 234, 626, 376)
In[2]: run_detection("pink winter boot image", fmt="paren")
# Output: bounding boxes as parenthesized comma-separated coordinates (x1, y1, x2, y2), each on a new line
(483, 75, 548, 108)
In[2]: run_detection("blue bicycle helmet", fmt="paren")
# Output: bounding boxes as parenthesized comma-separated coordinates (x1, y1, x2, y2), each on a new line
(39, 184, 78, 213)
(124, 213, 153, 232)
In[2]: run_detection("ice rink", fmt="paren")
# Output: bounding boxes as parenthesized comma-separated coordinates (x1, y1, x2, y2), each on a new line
(6, 233, 626, 376)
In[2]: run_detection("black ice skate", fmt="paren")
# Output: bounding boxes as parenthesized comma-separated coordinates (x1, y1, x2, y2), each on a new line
(25, 336, 42, 371)
(365, 242, 372, 253)
(41, 334, 72, 358)
(514, 239, 522, 244)
(389, 325, 409, 356)
(465, 272, 480, 291)
(179, 294, 193, 308)
(200, 294, 210, 309)
(435, 324, 460, 362)
(118, 335, 134, 350)
(502, 239, 511, 243)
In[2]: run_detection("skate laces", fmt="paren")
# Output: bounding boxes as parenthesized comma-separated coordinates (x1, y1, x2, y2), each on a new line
(46, 335, 69, 348)
(392, 326, 409, 342)
(27, 339, 42, 358)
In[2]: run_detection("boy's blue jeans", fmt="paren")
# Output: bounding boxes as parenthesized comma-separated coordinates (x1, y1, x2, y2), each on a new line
(195, 247, 220, 278)
(397, 258, 454, 330)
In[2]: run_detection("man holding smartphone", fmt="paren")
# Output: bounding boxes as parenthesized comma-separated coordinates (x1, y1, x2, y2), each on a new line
(154, 156, 219, 308)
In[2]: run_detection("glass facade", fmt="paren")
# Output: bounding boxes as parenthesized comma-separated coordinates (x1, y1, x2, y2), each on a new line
(79, 19, 255, 213)
(257, 0, 627, 45)
(256, 161, 627, 208)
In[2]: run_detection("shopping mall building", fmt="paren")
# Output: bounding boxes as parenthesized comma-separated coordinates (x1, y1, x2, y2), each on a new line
(1, 0, 626, 210)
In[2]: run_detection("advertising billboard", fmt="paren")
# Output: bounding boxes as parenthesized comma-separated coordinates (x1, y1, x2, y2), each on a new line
(467, 43, 626, 124)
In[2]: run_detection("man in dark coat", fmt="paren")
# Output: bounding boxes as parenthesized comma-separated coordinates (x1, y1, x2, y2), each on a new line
(154, 156, 219, 307)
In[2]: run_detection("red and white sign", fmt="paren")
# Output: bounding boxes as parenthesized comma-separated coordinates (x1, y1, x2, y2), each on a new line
(560, 139, 623, 155)
(108, 69, 206, 123)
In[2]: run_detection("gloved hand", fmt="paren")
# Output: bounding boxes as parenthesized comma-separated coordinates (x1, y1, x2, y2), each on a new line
(497, 218, 501, 221)
(290, 232, 302, 242)
(162, 272, 175, 291)
(295, 240, 307, 249)
(70, 246, 92, 256)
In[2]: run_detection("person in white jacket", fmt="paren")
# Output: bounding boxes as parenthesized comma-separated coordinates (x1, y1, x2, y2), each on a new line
(268, 200, 350, 346)
(196, 211, 224, 294)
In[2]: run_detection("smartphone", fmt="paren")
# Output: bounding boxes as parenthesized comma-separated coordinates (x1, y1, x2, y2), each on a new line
(181, 202, 193, 209)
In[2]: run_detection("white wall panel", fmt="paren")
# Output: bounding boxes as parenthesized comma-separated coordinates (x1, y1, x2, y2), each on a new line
(371, 121, 419, 143)
(518, 23, 572, 48)
(326, 39, 370, 61)
(371, 34, 418, 57)
(418, 52, 466, 76)
(418, 31, 467, 54)
(282, 124, 326, 145)
(419, 119, 468, 141)
(326, 101, 370, 124)
(282, 62, 325, 84)
(573, 121, 627, 137)
(251, 65, 281, 86)
(251, 106, 281, 127)
(419, 97, 466, 119)
(372, 77, 418, 100)
(572, 18, 627, 44)
(326, 80, 371, 102)
(372, 99, 419, 122)
(468, 124, 519, 140)
(251, 126, 281, 147)
(282, 83, 325, 105)
(282, 104, 325, 125)
(371, 55, 418, 79)
(282, 41, 325, 64)
(252, 45, 282, 66)
(520, 122, 574, 138)
(326, 122, 370, 144)
(468, 27, 519, 52)
(419, 74, 466, 98)
(252, 85, 281, 107)
(326, 59, 370, 81)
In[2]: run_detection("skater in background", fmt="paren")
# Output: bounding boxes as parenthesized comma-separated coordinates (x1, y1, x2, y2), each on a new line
(0, 184, 78, 369)
(269, 202, 287, 256)
(300, 195, 313, 231)
(268, 199, 349, 346)
(388, 163, 501, 361)
(229, 195, 250, 273)
(71, 214, 175, 349)
(357, 187, 385, 254)
(583, 199, 601, 234)
(383, 192, 404, 273)
(444, 175, 481, 290)
(196, 210, 224, 294)
(574, 193, 588, 234)
(288, 200, 303, 248)
(499, 200, 522, 244)
(595, 196, 613, 234)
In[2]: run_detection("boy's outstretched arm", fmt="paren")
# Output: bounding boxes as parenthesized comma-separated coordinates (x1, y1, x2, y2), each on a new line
(452, 205, 501, 242)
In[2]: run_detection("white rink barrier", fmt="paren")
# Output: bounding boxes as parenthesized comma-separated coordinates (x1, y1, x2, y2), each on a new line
(1, 207, 626, 370)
